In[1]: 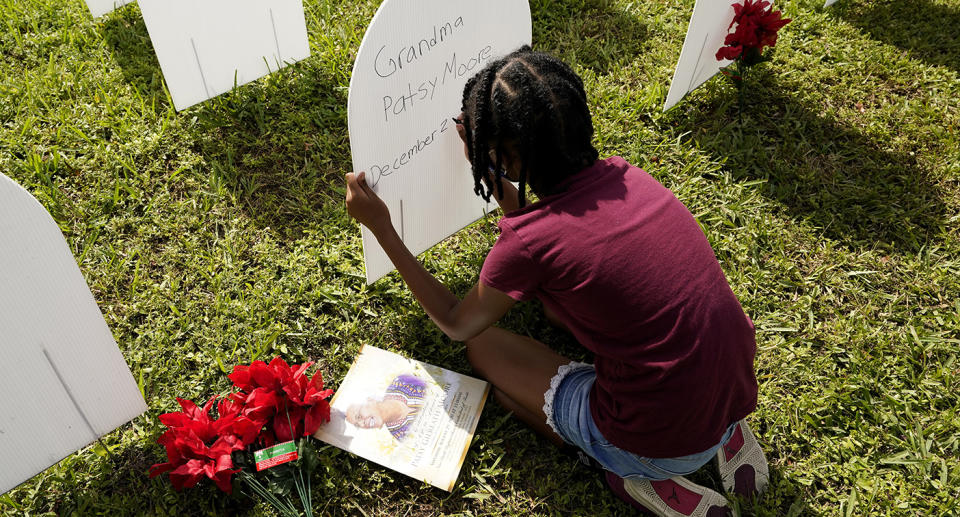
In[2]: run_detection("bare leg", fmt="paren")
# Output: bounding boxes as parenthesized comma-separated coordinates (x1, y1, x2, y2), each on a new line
(465, 326, 571, 446)
(492, 388, 564, 446)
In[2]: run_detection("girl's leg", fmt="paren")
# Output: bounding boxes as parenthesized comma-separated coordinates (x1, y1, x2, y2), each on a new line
(466, 327, 735, 517)
(491, 388, 564, 446)
(543, 305, 570, 333)
(464, 326, 570, 446)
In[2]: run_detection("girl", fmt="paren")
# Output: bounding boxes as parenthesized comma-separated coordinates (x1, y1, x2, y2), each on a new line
(345, 46, 768, 517)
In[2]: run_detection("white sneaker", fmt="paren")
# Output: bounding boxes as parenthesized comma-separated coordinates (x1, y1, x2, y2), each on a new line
(605, 471, 732, 516)
(716, 420, 770, 498)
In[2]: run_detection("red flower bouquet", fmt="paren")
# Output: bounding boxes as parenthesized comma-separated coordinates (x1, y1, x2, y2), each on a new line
(715, 0, 791, 120)
(228, 358, 334, 445)
(150, 358, 334, 517)
(716, 0, 791, 64)
(148, 397, 250, 492)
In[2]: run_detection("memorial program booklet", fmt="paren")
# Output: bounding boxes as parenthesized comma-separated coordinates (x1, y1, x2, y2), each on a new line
(312, 345, 489, 491)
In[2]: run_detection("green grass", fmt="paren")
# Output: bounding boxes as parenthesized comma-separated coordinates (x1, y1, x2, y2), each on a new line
(2, 0, 959, 514)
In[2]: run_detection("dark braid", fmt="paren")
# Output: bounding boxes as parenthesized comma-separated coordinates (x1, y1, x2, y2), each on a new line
(461, 46, 598, 207)
(464, 69, 496, 201)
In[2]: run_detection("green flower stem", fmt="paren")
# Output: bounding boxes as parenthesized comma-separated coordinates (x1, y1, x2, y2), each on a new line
(239, 471, 300, 517)
(738, 58, 745, 125)
(283, 405, 314, 517)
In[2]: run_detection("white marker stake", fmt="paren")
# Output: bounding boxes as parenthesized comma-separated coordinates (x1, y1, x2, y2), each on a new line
(0, 173, 147, 495)
(138, 0, 310, 111)
(349, 0, 532, 283)
(663, 0, 739, 111)
(824, 0, 839, 6)
(84, 0, 134, 18)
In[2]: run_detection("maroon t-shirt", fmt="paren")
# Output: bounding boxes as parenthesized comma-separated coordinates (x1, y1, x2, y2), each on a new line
(480, 156, 758, 458)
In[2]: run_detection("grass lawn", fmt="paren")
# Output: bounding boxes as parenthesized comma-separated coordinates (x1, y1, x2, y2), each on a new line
(2, 0, 959, 514)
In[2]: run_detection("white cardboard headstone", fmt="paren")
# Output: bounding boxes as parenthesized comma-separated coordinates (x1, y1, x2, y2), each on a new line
(663, 0, 739, 111)
(0, 173, 148, 495)
(85, 0, 134, 18)
(137, 0, 310, 111)
(349, 0, 532, 283)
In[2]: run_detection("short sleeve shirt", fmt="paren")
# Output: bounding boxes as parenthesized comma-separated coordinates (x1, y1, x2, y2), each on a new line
(480, 157, 758, 457)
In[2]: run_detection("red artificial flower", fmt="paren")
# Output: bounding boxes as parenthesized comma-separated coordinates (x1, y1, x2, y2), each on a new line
(149, 397, 250, 493)
(716, 0, 791, 61)
(165, 435, 242, 493)
(151, 358, 334, 493)
(228, 357, 334, 445)
(216, 397, 263, 445)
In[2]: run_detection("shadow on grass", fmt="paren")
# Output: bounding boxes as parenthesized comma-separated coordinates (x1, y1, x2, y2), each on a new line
(96, 12, 449, 246)
(189, 62, 351, 239)
(100, 4, 350, 238)
(676, 76, 947, 252)
(757, 465, 820, 516)
(49, 441, 255, 516)
(837, 0, 960, 75)
(532, 0, 649, 75)
(99, 7, 169, 105)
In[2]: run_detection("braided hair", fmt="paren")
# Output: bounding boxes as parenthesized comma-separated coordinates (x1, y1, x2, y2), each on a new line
(461, 46, 598, 208)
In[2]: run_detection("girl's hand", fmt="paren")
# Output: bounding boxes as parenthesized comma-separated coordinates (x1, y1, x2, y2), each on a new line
(345, 171, 392, 235)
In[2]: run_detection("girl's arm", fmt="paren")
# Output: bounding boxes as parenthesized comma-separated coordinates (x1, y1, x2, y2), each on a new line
(345, 171, 516, 341)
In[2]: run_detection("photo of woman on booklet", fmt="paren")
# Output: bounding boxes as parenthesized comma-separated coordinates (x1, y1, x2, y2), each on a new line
(344, 373, 427, 442)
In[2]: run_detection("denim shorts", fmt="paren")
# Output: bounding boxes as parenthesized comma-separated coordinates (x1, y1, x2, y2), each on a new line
(543, 362, 736, 480)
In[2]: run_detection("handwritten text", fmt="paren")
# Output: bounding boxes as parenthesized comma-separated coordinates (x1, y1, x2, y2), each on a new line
(374, 17, 465, 79)
(368, 116, 453, 188)
(381, 44, 493, 123)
